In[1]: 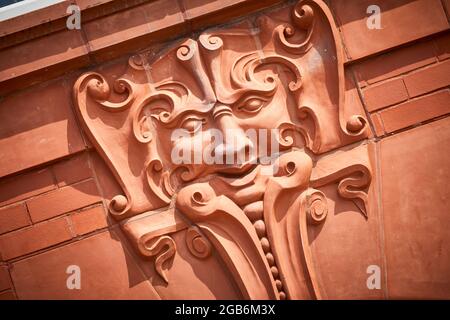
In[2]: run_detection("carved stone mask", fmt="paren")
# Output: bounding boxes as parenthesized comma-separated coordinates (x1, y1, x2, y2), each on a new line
(73, 0, 372, 300)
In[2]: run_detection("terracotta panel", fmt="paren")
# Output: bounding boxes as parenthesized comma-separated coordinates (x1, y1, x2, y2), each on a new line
(0, 290, 16, 300)
(344, 69, 370, 136)
(0, 265, 11, 291)
(72, 1, 375, 300)
(312, 183, 384, 299)
(183, 0, 283, 29)
(380, 117, 450, 299)
(0, 81, 86, 177)
(10, 229, 160, 299)
(52, 152, 92, 187)
(0, 203, 30, 235)
(403, 59, 450, 97)
(126, 228, 242, 300)
(0, 169, 55, 207)
(83, 0, 185, 61)
(434, 32, 450, 61)
(88, 152, 122, 209)
(0, 0, 447, 300)
(309, 143, 384, 299)
(70, 205, 109, 236)
(26, 179, 102, 223)
(183, 0, 254, 18)
(0, 29, 90, 94)
(353, 40, 437, 86)
(378, 90, 450, 133)
(330, 0, 449, 61)
(75, 0, 115, 10)
(0, 217, 73, 261)
(443, 0, 450, 20)
(0, 0, 71, 37)
(371, 113, 385, 136)
(363, 78, 409, 112)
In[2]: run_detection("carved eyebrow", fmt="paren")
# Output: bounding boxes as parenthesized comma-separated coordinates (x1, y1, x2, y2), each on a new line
(155, 102, 214, 128)
(233, 92, 270, 105)
(155, 90, 272, 127)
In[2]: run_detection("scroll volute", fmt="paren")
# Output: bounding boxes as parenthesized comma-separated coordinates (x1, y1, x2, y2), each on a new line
(257, 0, 368, 153)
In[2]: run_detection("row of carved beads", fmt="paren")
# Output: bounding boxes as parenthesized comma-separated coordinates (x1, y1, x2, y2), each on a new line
(243, 200, 286, 300)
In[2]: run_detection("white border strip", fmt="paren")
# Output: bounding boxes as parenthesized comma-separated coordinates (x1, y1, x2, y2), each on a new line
(0, 0, 65, 22)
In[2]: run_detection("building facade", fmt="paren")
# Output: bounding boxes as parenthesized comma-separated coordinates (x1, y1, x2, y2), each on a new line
(0, 0, 449, 299)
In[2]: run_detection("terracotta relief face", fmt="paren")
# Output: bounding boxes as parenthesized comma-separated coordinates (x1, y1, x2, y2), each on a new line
(73, 0, 373, 300)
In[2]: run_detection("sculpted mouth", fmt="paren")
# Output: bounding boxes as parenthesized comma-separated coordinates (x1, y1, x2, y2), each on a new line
(218, 162, 258, 176)
(216, 154, 278, 179)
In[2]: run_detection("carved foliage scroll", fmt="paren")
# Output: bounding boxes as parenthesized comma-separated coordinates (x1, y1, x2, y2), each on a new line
(73, 0, 373, 300)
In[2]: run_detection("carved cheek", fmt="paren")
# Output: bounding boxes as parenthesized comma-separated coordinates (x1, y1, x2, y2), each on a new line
(266, 93, 292, 123)
(191, 131, 209, 154)
(240, 101, 289, 131)
(169, 131, 210, 165)
(172, 136, 194, 152)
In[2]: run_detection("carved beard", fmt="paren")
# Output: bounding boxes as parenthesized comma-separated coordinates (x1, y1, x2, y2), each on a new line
(173, 139, 372, 299)
(175, 149, 330, 299)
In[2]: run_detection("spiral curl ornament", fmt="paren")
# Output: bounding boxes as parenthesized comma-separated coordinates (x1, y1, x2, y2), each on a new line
(145, 158, 172, 205)
(86, 76, 110, 101)
(135, 115, 153, 143)
(305, 189, 328, 225)
(274, 4, 315, 54)
(276, 120, 317, 152)
(177, 41, 197, 61)
(84, 73, 134, 112)
(191, 190, 209, 207)
(337, 166, 371, 218)
(108, 195, 129, 217)
(199, 34, 224, 51)
(185, 226, 212, 259)
(346, 115, 367, 134)
(293, 4, 314, 29)
(128, 54, 145, 70)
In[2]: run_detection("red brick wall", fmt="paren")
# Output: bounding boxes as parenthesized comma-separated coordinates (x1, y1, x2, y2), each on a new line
(0, 0, 449, 299)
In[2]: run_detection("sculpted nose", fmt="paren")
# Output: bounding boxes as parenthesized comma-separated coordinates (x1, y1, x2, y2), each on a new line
(212, 104, 253, 164)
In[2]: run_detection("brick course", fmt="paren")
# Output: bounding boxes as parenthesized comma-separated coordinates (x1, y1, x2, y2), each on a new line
(0, 0, 448, 300)
(0, 217, 73, 261)
(26, 179, 102, 223)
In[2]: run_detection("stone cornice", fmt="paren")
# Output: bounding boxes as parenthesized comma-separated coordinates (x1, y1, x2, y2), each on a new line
(0, 0, 285, 96)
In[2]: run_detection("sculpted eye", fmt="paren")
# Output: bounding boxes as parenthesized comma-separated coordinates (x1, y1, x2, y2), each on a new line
(180, 116, 205, 134)
(237, 97, 265, 114)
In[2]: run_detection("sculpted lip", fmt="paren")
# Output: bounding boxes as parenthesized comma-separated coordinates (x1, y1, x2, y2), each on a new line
(216, 154, 278, 177)
(218, 162, 258, 175)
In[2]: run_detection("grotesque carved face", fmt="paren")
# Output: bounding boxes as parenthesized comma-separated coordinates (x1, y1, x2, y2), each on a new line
(74, 1, 368, 215)
(137, 34, 308, 199)
(73, 0, 373, 300)
(155, 45, 301, 174)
